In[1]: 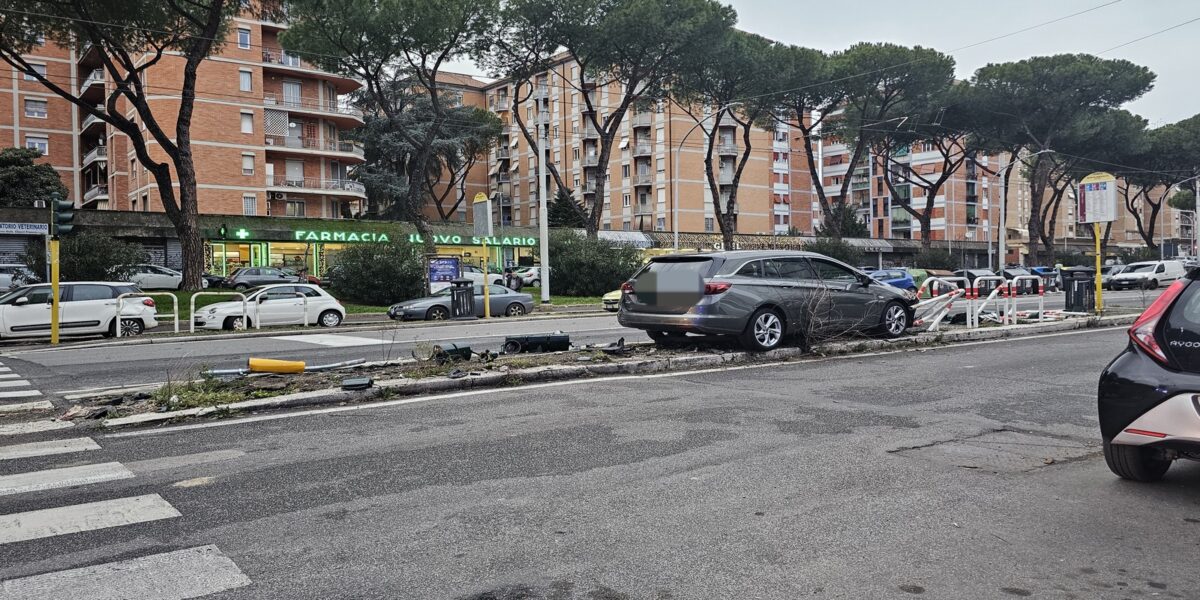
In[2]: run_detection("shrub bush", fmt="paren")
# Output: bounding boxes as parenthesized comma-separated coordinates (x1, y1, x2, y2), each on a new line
(19, 233, 147, 283)
(803, 237, 863, 266)
(324, 242, 425, 305)
(547, 231, 644, 296)
(912, 249, 961, 271)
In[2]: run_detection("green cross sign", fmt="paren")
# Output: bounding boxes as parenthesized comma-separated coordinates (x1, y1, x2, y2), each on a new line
(234, 228, 250, 240)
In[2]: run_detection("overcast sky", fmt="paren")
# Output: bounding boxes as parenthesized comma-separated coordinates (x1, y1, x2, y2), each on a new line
(451, 0, 1197, 126)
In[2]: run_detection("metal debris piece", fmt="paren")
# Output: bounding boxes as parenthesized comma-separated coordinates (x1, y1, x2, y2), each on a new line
(502, 333, 571, 354)
(341, 377, 374, 391)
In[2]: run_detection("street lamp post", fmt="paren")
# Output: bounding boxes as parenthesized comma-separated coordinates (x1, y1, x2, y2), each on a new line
(672, 102, 742, 250)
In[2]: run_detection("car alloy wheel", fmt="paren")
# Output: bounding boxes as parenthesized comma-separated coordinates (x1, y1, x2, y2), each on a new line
(884, 303, 908, 337)
(319, 310, 342, 328)
(427, 306, 449, 321)
(506, 303, 526, 317)
(752, 311, 782, 349)
(119, 318, 143, 336)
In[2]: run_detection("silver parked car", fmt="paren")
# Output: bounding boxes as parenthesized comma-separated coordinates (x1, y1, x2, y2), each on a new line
(617, 251, 916, 351)
(387, 284, 535, 321)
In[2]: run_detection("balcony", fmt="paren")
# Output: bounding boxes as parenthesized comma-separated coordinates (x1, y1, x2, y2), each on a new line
(497, 173, 511, 184)
(263, 93, 364, 122)
(532, 85, 549, 101)
(268, 175, 366, 197)
(82, 145, 107, 168)
(80, 108, 105, 137)
(634, 202, 653, 216)
(631, 113, 652, 128)
(262, 48, 303, 68)
(77, 41, 100, 66)
(633, 173, 654, 187)
(494, 147, 510, 160)
(717, 142, 738, 156)
(492, 192, 512, 206)
(581, 180, 598, 194)
(83, 183, 109, 204)
(491, 98, 510, 112)
(581, 125, 600, 140)
(581, 155, 599, 168)
(264, 135, 365, 159)
(632, 143, 652, 157)
(78, 69, 103, 96)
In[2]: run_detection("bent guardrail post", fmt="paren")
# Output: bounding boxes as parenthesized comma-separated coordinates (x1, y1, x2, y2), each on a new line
(969, 276, 1008, 329)
(1009, 274, 1045, 323)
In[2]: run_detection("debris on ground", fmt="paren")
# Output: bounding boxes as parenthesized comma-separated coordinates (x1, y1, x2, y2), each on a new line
(502, 333, 570, 354)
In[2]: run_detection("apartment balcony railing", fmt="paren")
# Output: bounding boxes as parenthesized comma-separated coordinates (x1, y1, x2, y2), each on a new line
(581, 125, 600, 140)
(263, 93, 363, 119)
(82, 145, 107, 167)
(633, 173, 654, 187)
(261, 49, 304, 68)
(494, 147, 510, 160)
(83, 184, 109, 202)
(532, 86, 549, 101)
(581, 155, 599, 167)
(634, 202, 653, 216)
(491, 98, 510, 112)
(80, 109, 105, 135)
(493, 193, 512, 206)
(631, 113, 653, 128)
(268, 176, 366, 195)
(264, 135, 364, 157)
(497, 173, 511, 184)
(632, 143, 653, 157)
(716, 142, 738, 156)
(581, 180, 598, 194)
(78, 69, 103, 95)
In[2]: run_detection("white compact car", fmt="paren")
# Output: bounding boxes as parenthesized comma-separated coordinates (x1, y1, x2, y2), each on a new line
(0, 282, 158, 339)
(119, 264, 207, 290)
(1108, 260, 1187, 290)
(192, 284, 346, 330)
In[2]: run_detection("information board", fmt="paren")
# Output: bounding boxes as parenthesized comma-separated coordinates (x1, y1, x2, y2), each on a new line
(1078, 172, 1118, 223)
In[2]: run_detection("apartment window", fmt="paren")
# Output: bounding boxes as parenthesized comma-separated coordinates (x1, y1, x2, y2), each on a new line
(24, 135, 48, 155)
(622, 221, 631, 231)
(656, 158, 665, 173)
(773, 151, 788, 162)
(285, 201, 305, 217)
(572, 147, 579, 160)
(237, 28, 251, 49)
(242, 194, 257, 216)
(776, 172, 790, 185)
(239, 69, 252, 92)
(621, 164, 629, 178)
(141, 193, 149, 212)
(656, 217, 665, 231)
(704, 218, 714, 232)
(622, 193, 630, 207)
(24, 98, 47, 118)
(241, 154, 255, 176)
(240, 112, 253, 134)
(773, 193, 789, 205)
(23, 63, 45, 81)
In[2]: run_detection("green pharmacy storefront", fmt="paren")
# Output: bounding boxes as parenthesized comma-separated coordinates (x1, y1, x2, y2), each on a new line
(201, 219, 539, 277)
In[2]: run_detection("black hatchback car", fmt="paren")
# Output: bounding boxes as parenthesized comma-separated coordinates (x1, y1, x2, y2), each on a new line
(1099, 269, 1200, 481)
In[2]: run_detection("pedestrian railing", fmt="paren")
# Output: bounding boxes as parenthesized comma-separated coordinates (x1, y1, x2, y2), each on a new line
(1008, 275, 1045, 324)
(968, 276, 1008, 329)
(189, 292, 252, 333)
(912, 276, 968, 332)
(114, 292, 179, 339)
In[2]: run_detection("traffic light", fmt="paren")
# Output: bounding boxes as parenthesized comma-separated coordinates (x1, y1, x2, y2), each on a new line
(50, 193, 74, 237)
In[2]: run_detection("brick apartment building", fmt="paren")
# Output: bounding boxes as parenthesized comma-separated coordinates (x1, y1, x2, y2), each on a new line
(473, 56, 815, 236)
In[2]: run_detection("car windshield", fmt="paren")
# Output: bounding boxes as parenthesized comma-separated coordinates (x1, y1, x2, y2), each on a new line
(1125, 263, 1156, 273)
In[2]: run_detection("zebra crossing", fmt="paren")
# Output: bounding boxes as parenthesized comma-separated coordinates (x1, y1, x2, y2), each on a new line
(0, 359, 51, 414)
(0, 431, 251, 598)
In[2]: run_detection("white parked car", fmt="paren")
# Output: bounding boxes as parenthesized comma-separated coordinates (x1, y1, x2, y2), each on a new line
(516, 266, 542, 286)
(431, 264, 504, 293)
(0, 282, 157, 339)
(1108, 260, 1187, 290)
(118, 264, 208, 290)
(192, 284, 345, 330)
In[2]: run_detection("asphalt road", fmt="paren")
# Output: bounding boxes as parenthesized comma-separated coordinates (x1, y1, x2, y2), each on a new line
(1, 326, 1196, 598)
(0, 288, 1164, 400)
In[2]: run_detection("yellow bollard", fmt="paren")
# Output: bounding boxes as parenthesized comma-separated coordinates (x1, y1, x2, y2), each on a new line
(247, 357, 305, 373)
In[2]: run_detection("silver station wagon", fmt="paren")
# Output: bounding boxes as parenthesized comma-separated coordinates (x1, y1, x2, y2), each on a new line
(617, 251, 916, 351)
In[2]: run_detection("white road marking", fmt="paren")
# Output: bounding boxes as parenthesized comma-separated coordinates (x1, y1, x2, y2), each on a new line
(0, 420, 72, 436)
(0, 401, 53, 414)
(0, 544, 250, 599)
(0, 462, 134, 496)
(0, 367, 14, 373)
(0, 494, 180, 544)
(269, 333, 391, 347)
(0, 389, 40, 399)
(127, 449, 245, 473)
(0, 380, 31, 388)
(0, 438, 98, 461)
(107, 326, 1121, 439)
(0, 373, 23, 380)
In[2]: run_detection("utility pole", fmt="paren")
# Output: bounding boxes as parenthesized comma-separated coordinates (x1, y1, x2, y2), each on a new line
(48, 192, 74, 345)
(537, 106, 551, 305)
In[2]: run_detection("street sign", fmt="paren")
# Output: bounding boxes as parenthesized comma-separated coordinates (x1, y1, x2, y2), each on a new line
(1078, 172, 1117, 224)
(473, 192, 492, 237)
(0, 222, 49, 235)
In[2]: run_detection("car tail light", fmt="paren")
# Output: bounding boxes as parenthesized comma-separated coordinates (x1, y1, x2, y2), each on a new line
(1129, 279, 1187, 364)
(704, 282, 732, 295)
(621, 282, 633, 294)
(141, 298, 155, 308)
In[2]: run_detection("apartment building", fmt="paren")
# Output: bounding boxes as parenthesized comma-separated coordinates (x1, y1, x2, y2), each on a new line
(478, 57, 815, 236)
(417, 72, 493, 224)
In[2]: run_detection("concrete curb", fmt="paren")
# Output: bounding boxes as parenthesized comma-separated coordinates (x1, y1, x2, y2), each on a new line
(100, 314, 1135, 429)
(5, 310, 612, 354)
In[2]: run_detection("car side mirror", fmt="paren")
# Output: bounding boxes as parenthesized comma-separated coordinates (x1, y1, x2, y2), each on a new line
(860, 275, 873, 288)
(13, 297, 27, 306)
(258, 296, 268, 303)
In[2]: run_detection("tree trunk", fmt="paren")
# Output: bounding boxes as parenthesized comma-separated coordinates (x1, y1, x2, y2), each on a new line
(1025, 156, 1050, 266)
(170, 169, 203, 290)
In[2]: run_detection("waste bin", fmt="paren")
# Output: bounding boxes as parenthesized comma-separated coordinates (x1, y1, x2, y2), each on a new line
(450, 278, 475, 319)
(1062, 268, 1096, 313)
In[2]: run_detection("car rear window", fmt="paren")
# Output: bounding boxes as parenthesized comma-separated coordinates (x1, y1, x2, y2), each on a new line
(1125, 263, 1156, 273)
(642, 257, 719, 279)
(1163, 281, 1200, 371)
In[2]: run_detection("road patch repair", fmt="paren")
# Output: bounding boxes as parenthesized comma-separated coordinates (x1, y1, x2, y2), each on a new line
(45, 313, 1139, 431)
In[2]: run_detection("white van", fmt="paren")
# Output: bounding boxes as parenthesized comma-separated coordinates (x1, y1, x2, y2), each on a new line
(1108, 260, 1188, 290)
